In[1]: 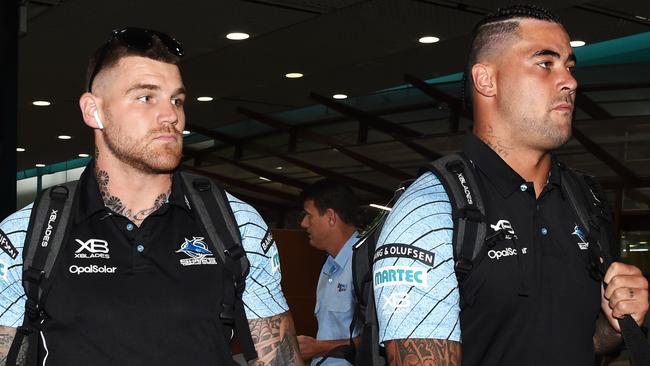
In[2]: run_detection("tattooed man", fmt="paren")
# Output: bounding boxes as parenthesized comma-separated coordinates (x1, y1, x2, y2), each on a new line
(0, 28, 303, 366)
(373, 5, 648, 366)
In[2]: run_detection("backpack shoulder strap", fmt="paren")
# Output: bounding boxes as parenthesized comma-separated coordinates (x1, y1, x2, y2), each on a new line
(179, 170, 257, 361)
(561, 167, 650, 365)
(560, 168, 613, 276)
(8, 181, 79, 366)
(426, 153, 487, 282)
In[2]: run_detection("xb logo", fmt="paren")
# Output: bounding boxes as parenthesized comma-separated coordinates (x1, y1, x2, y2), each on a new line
(383, 292, 411, 310)
(75, 239, 109, 253)
(75, 239, 110, 259)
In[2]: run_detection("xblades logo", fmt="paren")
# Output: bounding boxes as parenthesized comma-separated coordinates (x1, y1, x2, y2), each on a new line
(75, 239, 110, 259)
(457, 173, 473, 205)
(490, 219, 517, 240)
(382, 292, 411, 310)
(41, 209, 59, 247)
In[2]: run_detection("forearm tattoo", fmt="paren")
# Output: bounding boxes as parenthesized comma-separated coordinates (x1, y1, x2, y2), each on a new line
(593, 313, 622, 355)
(0, 328, 27, 366)
(385, 339, 461, 366)
(248, 312, 303, 366)
(95, 169, 169, 224)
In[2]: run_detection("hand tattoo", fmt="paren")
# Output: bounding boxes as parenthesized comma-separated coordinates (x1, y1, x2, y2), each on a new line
(385, 339, 461, 366)
(95, 169, 169, 224)
(248, 312, 303, 366)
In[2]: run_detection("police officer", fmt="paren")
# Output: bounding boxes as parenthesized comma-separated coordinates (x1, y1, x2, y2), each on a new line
(0, 28, 304, 366)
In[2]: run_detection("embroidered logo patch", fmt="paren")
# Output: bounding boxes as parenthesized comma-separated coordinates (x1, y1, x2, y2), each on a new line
(572, 225, 589, 250)
(176, 237, 217, 266)
(75, 238, 110, 259)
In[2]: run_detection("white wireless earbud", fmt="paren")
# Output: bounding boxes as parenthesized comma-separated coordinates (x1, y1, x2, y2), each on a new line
(93, 110, 104, 130)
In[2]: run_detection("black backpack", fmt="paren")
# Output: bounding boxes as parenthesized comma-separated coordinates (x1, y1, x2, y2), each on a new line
(6, 171, 258, 366)
(338, 153, 649, 366)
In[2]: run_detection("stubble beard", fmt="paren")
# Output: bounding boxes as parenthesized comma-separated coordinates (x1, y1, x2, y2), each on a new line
(102, 109, 182, 174)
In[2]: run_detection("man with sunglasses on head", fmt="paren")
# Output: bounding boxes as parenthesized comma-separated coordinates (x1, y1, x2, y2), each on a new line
(0, 28, 304, 366)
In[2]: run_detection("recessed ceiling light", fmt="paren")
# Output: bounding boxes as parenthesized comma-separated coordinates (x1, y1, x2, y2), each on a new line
(275, 166, 283, 170)
(285, 72, 303, 79)
(78, 153, 90, 158)
(226, 32, 250, 40)
(183, 130, 191, 135)
(58, 135, 72, 140)
(35, 163, 46, 168)
(197, 96, 213, 102)
(418, 36, 440, 44)
(259, 176, 271, 182)
(570, 40, 586, 47)
(16, 147, 26, 152)
(33, 100, 51, 106)
(333, 94, 348, 100)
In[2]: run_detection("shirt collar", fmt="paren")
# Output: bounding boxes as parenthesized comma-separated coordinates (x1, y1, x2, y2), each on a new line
(463, 133, 564, 198)
(323, 231, 359, 276)
(75, 159, 191, 224)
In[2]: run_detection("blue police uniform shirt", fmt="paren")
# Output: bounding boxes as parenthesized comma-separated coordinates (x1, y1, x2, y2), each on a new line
(373, 171, 461, 344)
(312, 232, 359, 366)
(0, 193, 288, 328)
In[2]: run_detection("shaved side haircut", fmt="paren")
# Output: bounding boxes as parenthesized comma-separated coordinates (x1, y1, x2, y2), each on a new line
(462, 4, 562, 108)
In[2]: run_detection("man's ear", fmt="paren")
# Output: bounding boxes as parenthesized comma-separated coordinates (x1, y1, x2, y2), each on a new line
(326, 208, 336, 226)
(471, 63, 497, 98)
(79, 92, 104, 130)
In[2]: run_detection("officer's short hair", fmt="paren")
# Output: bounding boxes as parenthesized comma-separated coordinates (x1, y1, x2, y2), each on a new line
(462, 4, 562, 108)
(301, 179, 359, 226)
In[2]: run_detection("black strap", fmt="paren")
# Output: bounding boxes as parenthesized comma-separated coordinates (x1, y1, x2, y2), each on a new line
(180, 171, 257, 361)
(427, 154, 487, 282)
(8, 182, 78, 366)
(562, 169, 650, 366)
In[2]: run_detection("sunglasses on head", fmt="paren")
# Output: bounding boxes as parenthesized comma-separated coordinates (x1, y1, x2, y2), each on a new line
(87, 27, 184, 92)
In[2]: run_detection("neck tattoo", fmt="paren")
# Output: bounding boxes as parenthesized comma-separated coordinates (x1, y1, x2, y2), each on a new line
(95, 169, 170, 224)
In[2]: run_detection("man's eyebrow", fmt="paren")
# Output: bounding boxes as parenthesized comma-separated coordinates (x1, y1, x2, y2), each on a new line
(124, 83, 160, 95)
(173, 87, 187, 96)
(532, 49, 561, 59)
(531, 49, 577, 64)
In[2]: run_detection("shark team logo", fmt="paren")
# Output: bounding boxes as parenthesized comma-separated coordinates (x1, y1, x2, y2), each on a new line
(572, 225, 589, 250)
(176, 237, 218, 266)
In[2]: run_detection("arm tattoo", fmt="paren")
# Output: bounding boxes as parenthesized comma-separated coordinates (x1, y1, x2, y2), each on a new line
(248, 312, 303, 366)
(0, 327, 27, 366)
(95, 169, 169, 224)
(385, 339, 461, 366)
(593, 312, 622, 355)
